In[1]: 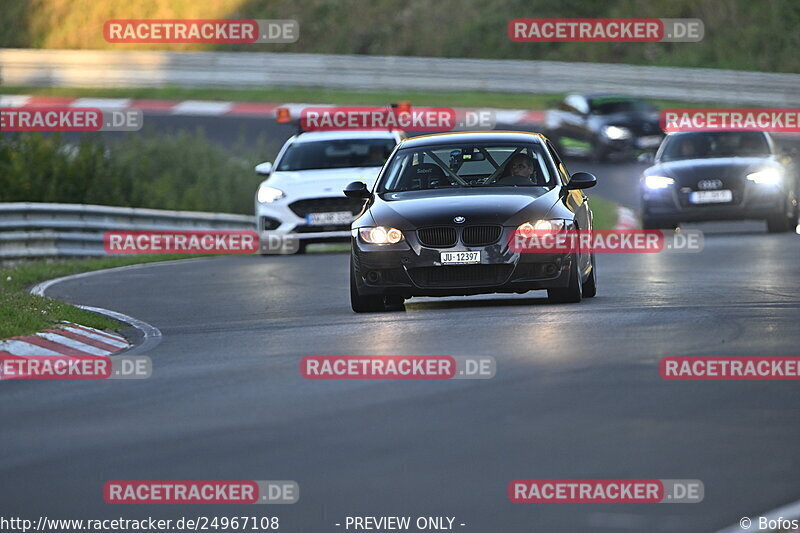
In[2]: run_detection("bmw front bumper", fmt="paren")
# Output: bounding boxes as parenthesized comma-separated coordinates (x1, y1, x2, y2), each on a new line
(351, 227, 575, 298)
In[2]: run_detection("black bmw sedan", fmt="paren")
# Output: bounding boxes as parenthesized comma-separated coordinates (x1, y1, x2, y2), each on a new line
(344, 131, 598, 312)
(641, 131, 799, 232)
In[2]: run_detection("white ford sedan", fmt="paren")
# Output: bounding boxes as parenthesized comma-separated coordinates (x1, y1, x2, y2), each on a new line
(255, 130, 403, 253)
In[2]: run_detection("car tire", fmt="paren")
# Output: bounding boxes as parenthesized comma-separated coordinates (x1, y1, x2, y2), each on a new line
(766, 216, 790, 233)
(766, 206, 792, 233)
(641, 216, 658, 230)
(384, 295, 406, 312)
(642, 217, 676, 230)
(582, 253, 597, 298)
(590, 143, 609, 163)
(350, 260, 387, 313)
(547, 257, 583, 304)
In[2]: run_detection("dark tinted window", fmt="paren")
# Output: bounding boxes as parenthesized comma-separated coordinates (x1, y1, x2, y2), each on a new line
(659, 132, 771, 161)
(589, 97, 655, 115)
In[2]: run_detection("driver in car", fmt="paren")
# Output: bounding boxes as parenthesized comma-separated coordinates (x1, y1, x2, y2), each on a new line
(502, 153, 537, 184)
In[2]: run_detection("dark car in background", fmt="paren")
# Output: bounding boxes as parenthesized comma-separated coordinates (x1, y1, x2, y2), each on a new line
(640, 131, 799, 232)
(344, 131, 598, 312)
(545, 93, 664, 161)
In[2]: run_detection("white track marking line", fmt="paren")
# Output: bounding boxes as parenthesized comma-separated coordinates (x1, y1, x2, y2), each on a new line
(170, 100, 233, 115)
(71, 98, 132, 109)
(0, 95, 32, 107)
(493, 110, 527, 123)
(615, 206, 640, 230)
(0, 340, 62, 356)
(36, 332, 110, 356)
(61, 326, 128, 348)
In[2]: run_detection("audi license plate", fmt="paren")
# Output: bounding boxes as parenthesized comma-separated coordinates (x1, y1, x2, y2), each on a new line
(305, 211, 354, 225)
(689, 190, 733, 204)
(440, 251, 481, 265)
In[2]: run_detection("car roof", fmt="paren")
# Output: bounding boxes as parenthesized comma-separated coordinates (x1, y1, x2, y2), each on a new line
(291, 130, 401, 144)
(399, 131, 547, 149)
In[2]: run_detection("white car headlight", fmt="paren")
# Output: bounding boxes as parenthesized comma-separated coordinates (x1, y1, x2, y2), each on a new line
(359, 226, 404, 244)
(603, 125, 632, 140)
(746, 168, 782, 185)
(645, 175, 675, 189)
(257, 186, 285, 203)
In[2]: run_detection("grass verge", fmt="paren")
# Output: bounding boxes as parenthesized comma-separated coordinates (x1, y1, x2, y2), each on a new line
(0, 256, 191, 339)
(0, 86, 713, 111)
(590, 196, 619, 230)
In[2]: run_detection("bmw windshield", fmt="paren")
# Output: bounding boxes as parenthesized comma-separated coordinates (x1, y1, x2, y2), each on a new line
(377, 143, 558, 193)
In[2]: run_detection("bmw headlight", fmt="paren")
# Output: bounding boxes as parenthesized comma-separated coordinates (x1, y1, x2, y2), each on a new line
(516, 219, 567, 236)
(257, 186, 285, 203)
(602, 125, 632, 140)
(746, 168, 782, 185)
(359, 226, 404, 244)
(645, 175, 675, 190)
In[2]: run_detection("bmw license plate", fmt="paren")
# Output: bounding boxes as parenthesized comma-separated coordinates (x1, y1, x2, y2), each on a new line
(440, 251, 481, 265)
(689, 190, 733, 204)
(305, 211, 354, 225)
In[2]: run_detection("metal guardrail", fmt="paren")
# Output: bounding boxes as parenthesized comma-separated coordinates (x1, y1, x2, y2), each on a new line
(1, 48, 799, 106)
(0, 203, 255, 259)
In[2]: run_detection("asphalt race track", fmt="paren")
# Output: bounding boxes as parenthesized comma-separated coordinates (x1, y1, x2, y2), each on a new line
(2, 114, 800, 533)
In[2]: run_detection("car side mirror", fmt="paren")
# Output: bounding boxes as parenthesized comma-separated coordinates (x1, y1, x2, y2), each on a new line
(344, 181, 371, 199)
(255, 162, 273, 176)
(565, 172, 597, 190)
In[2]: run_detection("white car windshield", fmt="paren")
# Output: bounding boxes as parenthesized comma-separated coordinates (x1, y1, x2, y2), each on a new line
(276, 139, 396, 171)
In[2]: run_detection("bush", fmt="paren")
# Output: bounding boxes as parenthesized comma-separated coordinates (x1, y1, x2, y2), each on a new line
(0, 131, 269, 214)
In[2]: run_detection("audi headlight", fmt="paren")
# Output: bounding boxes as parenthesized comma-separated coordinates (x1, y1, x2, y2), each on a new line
(359, 226, 404, 244)
(603, 125, 632, 140)
(746, 168, 782, 185)
(645, 175, 675, 190)
(516, 219, 566, 236)
(257, 186, 285, 203)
